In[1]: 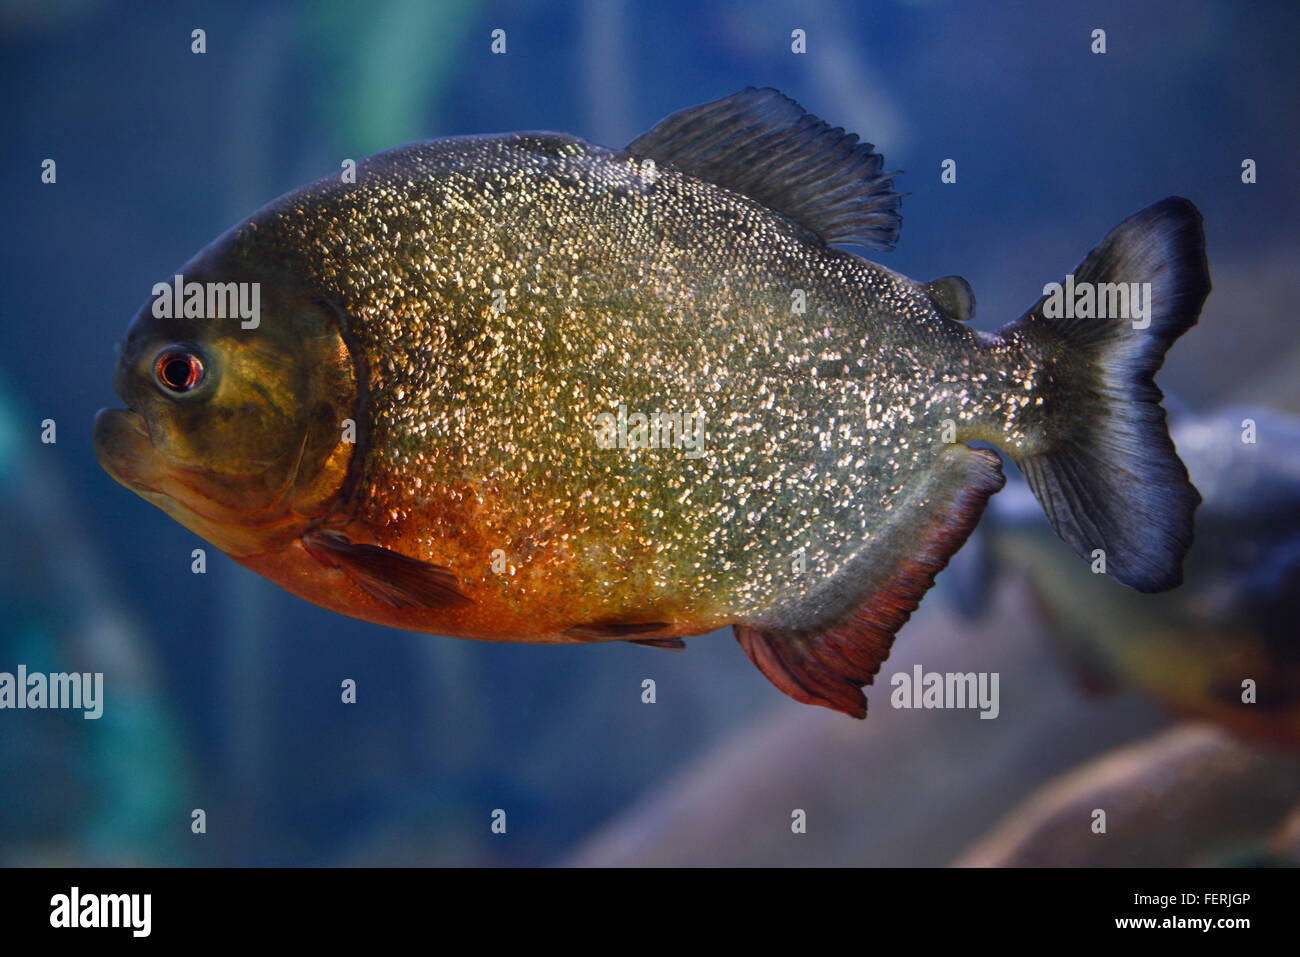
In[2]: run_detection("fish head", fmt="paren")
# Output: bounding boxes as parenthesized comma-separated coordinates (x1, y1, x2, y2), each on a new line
(94, 244, 359, 557)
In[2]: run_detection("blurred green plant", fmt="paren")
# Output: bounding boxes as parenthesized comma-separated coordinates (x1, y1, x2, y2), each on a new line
(307, 0, 479, 157)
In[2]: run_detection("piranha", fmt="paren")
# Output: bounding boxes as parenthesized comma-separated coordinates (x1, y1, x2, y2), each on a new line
(94, 88, 1211, 718)
(989, 408, 1300, 747)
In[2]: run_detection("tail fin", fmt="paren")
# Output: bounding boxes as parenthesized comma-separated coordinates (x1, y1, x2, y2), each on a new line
(1002, 197, 1211, 592)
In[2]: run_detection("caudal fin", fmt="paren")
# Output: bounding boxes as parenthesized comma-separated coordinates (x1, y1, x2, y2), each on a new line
(1002, 197, 1211, 592)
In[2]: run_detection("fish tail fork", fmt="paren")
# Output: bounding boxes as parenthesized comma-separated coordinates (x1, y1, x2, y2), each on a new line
(998, 197, 1211, 592)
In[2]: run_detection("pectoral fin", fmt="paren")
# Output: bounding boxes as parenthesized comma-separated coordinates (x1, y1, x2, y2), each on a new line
(303, 530, 471, 609)
(735, 445, 1004, 718)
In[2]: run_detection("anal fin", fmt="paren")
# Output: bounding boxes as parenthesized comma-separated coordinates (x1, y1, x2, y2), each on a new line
(735, 445, 1005, 718)
(302, 530, 471, 609)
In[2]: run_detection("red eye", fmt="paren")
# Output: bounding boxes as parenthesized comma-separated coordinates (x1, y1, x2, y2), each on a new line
(154, 347, 205, 393)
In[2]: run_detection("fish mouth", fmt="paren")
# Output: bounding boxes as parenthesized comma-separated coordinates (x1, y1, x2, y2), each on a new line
(93, 407, 167, 496)
(93, 407, 304, 557)
(93, 406, 236, 547)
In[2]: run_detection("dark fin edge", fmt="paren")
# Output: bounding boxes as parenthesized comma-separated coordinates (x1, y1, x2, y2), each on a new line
(302, 530, 471, 609)
(625, 87, 902, 250)
(735, 447, 1005, 718)
(1003, 197, 1210, 593)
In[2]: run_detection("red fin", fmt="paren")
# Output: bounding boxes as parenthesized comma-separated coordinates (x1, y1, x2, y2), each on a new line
(302, 530, 471, 609)
(564, 621, 673, 641)
(735, 446, 1005, 718)
(629, 637, 686, 651)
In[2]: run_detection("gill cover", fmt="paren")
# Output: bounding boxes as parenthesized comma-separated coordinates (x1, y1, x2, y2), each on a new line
(95, 250, 359, 556)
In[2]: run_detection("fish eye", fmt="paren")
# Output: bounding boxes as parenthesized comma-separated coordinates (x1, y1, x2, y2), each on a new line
(153, 346, 205, 394)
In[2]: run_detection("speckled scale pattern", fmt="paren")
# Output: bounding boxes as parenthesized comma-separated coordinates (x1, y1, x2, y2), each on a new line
(219, 133, 1054, 635)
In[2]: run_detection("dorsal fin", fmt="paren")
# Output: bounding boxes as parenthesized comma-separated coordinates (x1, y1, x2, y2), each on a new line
(925, 276, 976, 321)
(624, 87, 902, 250)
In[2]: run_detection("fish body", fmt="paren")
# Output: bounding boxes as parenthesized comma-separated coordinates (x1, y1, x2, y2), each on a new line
(95, 89, 1210, 717)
